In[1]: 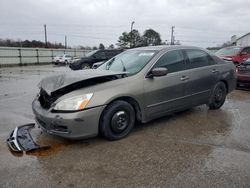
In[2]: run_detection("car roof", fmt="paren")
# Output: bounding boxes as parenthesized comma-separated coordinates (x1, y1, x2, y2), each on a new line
(128, 45, 204, 52)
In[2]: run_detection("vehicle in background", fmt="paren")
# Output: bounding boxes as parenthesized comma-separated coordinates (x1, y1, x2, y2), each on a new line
(236, 57, 250, 88)
(33, 46, 236, 140)
(69, 49, 123, 70)
(53, 54, 73, 65)
(92, 61, 105, 69)
(215, 46, 250, 65)
(69, 57, 81, 64)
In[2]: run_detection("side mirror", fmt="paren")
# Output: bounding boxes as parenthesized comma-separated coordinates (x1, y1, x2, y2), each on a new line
(240, 52, 247, 56)
(147, 67, 168, 78)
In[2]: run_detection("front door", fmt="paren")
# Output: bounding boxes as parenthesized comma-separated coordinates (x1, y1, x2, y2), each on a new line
(143, 50, 188, 120)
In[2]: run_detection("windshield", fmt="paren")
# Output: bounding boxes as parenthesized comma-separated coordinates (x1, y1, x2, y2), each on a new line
(215, 47, 241, 56)
(85, 50, 98, 57)
(98, 50, 157, 76)
(244, 58, 250, 65)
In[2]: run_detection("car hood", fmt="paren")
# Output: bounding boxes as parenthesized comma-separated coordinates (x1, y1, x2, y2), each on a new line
(39, 69, 127, 96)
(79, 57, 91, 61)
(71, 57, 89, 64)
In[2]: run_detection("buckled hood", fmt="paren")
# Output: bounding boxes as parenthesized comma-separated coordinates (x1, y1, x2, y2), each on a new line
(39, 69, 126, 96)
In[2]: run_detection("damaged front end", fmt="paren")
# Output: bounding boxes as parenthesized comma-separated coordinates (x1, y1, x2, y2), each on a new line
(7, 123, 49, 152)
(38, 70, 127, 110)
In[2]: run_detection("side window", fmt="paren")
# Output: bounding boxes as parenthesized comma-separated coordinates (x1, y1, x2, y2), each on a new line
(242, 47, 250, 54)
(106, 51, 114, 58)
(154, 50, 185, 73)
(186, 49, 212, 69)
(94, 51, 106, 59)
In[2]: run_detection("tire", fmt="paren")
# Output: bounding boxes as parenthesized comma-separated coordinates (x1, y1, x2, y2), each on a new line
(81, 63, 91, 69)
(207, 82, 227, 110)
(100, 100, 135, 140)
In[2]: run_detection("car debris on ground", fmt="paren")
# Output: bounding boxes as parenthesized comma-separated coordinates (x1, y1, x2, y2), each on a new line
(7, 123, 50, 152)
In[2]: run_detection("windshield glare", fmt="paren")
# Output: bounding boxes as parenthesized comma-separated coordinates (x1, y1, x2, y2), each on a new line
(215, 47, 241, 56)
(98, 50, 156, 75)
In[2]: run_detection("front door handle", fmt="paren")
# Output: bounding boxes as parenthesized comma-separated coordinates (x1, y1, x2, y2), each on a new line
(212, 69, 219, 73)
(180, 76, 189, 81)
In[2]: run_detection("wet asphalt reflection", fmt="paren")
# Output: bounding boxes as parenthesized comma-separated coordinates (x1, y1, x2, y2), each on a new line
(0, 65, 250, 187)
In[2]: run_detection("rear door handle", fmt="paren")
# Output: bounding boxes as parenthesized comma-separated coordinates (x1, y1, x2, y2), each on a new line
(180, 76, 189, 81)
(212, 69, 219, 73)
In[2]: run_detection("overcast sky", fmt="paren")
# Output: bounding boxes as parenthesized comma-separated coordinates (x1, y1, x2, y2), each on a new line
(0, 0, 249, 48)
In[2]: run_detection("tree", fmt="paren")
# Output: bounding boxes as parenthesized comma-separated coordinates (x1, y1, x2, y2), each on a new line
(92, 46, 98, 50)
(108, 44, 114, 49)
(130, 29, 142, 48)
(0, 38, 66, 48)
(117, 32, 131, 48)
(117, 29, 142, 48)
(142, 29, 162, 46)
(99, 43, 105, 50)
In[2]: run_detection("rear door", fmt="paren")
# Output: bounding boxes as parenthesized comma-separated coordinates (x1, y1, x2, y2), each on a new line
(143, 49, 188, 119)
(183, 49, 219, 106)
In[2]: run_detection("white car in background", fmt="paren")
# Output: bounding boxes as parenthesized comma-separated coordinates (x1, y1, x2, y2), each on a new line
(53, 54, 73, 65)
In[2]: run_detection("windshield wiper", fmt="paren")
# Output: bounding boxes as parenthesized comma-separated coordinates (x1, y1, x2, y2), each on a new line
(120, 59, 126, 72)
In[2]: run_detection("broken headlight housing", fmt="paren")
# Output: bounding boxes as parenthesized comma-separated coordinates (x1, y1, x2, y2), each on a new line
(53, 93, 93, 111)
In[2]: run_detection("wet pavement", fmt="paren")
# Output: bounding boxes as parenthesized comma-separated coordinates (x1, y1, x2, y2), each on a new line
(0, 65, 250, 188)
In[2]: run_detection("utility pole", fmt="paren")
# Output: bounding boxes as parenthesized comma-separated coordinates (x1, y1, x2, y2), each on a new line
(44, 24, 48, 48)
(65, 35, 67, 49)
(170, 26, 175, 45)
(130, 21, 135, 48)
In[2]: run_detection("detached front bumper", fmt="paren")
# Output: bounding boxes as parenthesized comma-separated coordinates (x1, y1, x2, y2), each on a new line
(32, 99, 106, 139)
(7, 123, 48, 152)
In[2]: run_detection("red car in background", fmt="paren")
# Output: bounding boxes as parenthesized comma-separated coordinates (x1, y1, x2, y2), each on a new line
(236, 58, 250, 88)
(215, 46, 250, 65)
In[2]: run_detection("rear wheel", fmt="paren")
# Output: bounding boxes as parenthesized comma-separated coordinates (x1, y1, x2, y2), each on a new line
(81, 63, 91, 69)
(207, 82, 227, 109)
(100, 100, 135, 140)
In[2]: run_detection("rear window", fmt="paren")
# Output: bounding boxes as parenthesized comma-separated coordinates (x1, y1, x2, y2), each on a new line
(186, 49, 211, 69)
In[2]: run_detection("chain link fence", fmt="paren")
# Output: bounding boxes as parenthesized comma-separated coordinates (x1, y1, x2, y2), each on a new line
(0, 47, 90, 67)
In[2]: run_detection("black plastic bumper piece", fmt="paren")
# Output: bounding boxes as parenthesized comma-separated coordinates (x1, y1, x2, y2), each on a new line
(7, 123, 49, 152)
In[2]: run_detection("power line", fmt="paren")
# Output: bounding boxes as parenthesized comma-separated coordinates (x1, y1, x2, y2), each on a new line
(1, 23, 248, 33)
(179, 39, 225, 44)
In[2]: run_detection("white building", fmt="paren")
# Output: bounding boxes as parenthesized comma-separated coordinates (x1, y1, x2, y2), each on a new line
(236, 33, 250, 46)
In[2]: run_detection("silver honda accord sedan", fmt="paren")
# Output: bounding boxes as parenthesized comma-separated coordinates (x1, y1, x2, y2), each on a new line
(32, 46, 236, 140)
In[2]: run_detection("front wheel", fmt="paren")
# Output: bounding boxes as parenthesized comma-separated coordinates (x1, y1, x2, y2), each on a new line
(207, 82, 227, 110)
(100, 100, 135, 140)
